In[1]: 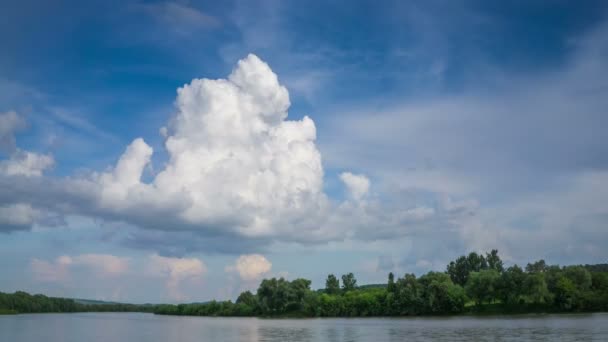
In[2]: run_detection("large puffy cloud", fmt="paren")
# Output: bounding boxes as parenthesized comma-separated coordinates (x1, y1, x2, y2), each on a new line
(150, 54, 324, 237)
(147, 254, 207, 300)
(0, 54, 339, 244)
(225, 254, 272, 281)
(0, 53, 550, 261)
(35, 54, 327, 241)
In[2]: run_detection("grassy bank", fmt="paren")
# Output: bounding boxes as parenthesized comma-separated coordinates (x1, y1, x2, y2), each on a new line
(0, 308, 18, 315)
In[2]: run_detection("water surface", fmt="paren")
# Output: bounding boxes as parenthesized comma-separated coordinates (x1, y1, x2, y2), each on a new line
(1, 312, 607, 341)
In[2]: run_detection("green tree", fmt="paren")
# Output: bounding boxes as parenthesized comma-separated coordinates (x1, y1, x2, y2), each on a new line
(387, 272, 396, 293)
(466, 269, 500, 305)
(591, 272, 608, 292)
(526, 259, 547, 273)
(485, 249, 504, 272)
(447, 255, 469, 286)
(447, 252, 489, 287)
(236, 290, 258, 310)
(554, 275, 577, 310)
(563, 266, 592, 291)
(497, 265, 525, 304)
(419, 272, 465, 313)
(325, 274, 340, 295)
(523, 273, 552, 304)
(394, 273, 422, 315)
(467, 252, 488, 272)
(341, 273, 357, 292)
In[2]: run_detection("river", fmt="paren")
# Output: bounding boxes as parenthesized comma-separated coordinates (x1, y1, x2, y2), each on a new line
(1, 312, 607, 341)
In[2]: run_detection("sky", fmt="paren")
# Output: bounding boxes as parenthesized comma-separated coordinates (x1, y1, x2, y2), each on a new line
(1, 0, 607, 303)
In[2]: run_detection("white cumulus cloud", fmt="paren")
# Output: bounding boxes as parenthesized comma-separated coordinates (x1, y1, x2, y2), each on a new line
(82, 54, 328, 239)
(0, 150, 54, 177)
(30, 254, 129, 283)
(147, 254, 207, 300)
(340, 172, 370, 200)
(225, 254, 272, 281)
(1, 55, 445, 251)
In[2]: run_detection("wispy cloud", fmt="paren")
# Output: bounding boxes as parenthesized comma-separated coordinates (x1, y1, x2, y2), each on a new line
(136, 1, 220, 35)
(49, 107, 119, 143)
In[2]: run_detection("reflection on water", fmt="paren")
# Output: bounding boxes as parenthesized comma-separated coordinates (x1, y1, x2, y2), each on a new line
(1, 312, 607, 342)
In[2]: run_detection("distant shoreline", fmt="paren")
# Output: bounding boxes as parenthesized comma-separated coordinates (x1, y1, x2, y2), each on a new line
(3, 251, 607, 318)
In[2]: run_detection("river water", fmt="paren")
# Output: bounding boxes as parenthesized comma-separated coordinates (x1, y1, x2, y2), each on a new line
(1, 312, 607, 341)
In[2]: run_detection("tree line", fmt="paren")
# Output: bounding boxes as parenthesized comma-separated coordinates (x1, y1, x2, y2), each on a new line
(2, 251, 607, 316)
(155, 250, 608, 317)
(0, 291, 155, 314)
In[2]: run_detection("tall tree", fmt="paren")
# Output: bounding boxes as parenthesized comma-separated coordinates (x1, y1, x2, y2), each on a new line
(467, 252, 488, 272)
(485, 249, 504, 272)
(526, 259, 547, 273)
(387, 272, 396, 293)
(447, 256, 469, 286)
(341, 273, 357, 292)
(325, 274, 340, 295)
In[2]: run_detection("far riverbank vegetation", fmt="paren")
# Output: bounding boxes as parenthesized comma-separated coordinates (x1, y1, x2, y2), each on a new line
(2, 250, 607, 317)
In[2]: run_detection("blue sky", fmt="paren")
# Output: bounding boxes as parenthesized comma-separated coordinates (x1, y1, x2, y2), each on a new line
(1, 0, 607, 303)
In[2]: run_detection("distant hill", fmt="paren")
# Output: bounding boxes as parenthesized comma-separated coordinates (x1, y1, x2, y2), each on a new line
(73, 298, 158, 307)
(74, 299, 122, 305)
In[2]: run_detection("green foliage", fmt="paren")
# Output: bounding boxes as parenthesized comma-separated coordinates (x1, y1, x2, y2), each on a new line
(447, 256, 469, 286)
(235, 290, 258, 312)
(584, 263, 608, 273)
(419, 272, 466, 314)
(497, 265, 525, 304)
(446, 252, 490, 286)
(562, 266, 592, 291)
(592, 272, 608, 292)
(341, 273, 357, 292)
(0, 291, 155, 314)
(256, 277, 312, 315)
(387, 272, 396, 293)
(4, 250, 607, 318)
(325, 274, 340, 295)
(485, 249, 504, 272)
(523, 273, 552, 304)
(393, 273, 422, 315)
(466, 270, 500, 305)
(526, 259, 547, 273)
